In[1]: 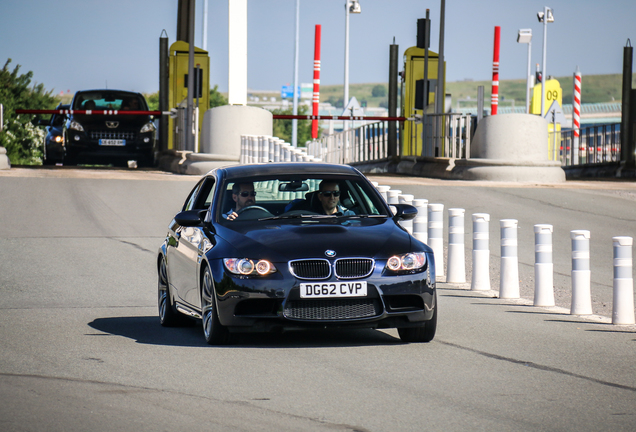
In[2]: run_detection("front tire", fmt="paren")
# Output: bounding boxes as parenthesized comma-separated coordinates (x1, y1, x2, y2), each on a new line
(201, 266, 230, 345)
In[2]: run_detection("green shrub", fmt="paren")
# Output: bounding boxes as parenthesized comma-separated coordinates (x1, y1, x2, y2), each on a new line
(0, 59, 58, 165)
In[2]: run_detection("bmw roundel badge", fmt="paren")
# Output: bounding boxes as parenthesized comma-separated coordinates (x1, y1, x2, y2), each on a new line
(325, 249, 336, 257)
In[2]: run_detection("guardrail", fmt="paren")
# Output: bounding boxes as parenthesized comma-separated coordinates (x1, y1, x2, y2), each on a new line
(552, 123, 621, 166)
(313, 121, 393, 164)
(403, 113, 473, 158)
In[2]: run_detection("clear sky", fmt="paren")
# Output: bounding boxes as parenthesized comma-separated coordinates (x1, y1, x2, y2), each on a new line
(1, 0, 634, 97)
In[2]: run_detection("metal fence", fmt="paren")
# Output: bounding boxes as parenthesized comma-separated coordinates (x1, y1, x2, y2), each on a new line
(403, 113, 473, 158)
(313, 113, 473, 164)
(552, 123, 621, 166)
(313, 121, 392, 164)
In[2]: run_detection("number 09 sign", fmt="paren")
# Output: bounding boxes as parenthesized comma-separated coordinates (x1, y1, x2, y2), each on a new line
(530, 78, 562, 115)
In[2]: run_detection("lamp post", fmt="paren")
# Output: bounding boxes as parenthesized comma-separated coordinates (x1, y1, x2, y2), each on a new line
(517, 29, 532, 114)
(343, 0, 361, 114)
(291, 0, 300, 147)
(537, 7, 554, 117)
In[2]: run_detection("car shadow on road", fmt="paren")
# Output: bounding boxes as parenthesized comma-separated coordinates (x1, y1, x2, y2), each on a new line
(87, 316, 404, 348)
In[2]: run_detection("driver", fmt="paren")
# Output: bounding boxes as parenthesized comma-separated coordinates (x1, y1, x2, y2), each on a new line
(316, 180, 355, 216)
(224, 182, 256, 220)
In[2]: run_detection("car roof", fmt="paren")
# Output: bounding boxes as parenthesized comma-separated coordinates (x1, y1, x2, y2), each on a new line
(73, 89, 143, 97)
(212, 163, 362, 180)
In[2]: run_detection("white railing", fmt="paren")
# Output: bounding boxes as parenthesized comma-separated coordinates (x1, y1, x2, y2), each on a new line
(312, 121, 392, 164)
(240, 114, 472, 166)
(404, 113, 473, 158)
(552, 123, 621, 166)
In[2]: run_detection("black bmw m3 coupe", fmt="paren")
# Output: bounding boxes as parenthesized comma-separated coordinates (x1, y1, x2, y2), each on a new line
(158, 163, 437, 344)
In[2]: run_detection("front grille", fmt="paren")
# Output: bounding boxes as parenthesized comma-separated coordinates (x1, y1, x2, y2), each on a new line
(284, 298, 382, 320)
(289, 259, 331, 280)
(334, 258, 374, 279)
(90, 130, 137, 140)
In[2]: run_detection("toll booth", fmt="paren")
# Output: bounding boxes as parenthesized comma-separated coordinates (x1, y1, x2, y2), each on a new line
(169, 41, 210, 151)
(401, 46, 445, 156)
(530, 78, 563, 160)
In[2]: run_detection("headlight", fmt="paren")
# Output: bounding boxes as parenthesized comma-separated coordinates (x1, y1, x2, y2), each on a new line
(385, 252, 427, 272)
(223, 258, 277, 276)
(52, 135, 63, 143)
(140, 122, 156, 133)
(69, 120, 84, 132)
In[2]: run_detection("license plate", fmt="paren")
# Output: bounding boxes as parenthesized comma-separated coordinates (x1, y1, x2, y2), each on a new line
(99, 139, 125, 146)
(300, 281, 367, 298)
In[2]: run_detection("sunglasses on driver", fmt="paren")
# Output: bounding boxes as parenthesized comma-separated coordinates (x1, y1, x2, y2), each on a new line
(320, 191, 341, 198)
(238, 191, 257, 197)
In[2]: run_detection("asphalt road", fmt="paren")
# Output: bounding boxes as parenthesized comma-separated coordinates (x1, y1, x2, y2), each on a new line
(0, 167, 635, 431)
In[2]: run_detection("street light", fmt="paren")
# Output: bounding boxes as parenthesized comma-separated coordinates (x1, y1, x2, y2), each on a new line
(537, 7, 554, 117)
(517, 29, 532, 113)
(344, 0, 361, 114)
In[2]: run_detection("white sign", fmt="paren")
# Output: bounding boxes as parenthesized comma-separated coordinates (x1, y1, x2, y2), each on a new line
(341, 96, 364, 117)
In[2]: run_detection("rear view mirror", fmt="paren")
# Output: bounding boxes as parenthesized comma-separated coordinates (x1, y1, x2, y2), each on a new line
(279, 181, 309, 192)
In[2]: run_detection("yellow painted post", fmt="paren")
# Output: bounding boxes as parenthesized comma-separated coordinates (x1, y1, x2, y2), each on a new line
(168, 41, 210, 151)
(401, 46, 445, 157)
(530, 78, 562, 160)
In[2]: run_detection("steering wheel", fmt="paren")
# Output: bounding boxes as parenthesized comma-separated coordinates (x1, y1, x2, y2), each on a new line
(236, 205, 270, 215)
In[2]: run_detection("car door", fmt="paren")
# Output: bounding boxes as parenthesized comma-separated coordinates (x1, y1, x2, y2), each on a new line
(166, 177, 216, 309)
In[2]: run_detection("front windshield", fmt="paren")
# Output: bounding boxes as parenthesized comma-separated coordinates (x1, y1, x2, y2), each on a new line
(72, 91, 146, 111)
(218, 175, 389, 222)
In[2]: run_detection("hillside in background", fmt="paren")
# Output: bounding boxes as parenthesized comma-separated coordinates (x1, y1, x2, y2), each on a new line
(251, 74, 635, 109)
(71, 73, 632, 110)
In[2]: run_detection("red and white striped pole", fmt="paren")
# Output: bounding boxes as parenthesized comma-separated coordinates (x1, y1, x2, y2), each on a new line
(312, 24, 322, 140)
(491, 26, 500, 115)
(572, 66, 582, 165)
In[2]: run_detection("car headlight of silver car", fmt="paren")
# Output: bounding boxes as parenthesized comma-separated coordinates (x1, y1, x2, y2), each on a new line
(385, 252, 427, 272)
(223, 258, 277, 276)
(69, 120, 84, 132)
(140, 122, 156, 133)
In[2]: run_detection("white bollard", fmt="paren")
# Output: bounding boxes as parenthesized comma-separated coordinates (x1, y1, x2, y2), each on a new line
(412, 198, 428, 244)
(398, 194, 414, 234)
(387, 189, 401, 205)
(282, 144, 292, 162)
(471, 213, 490, 291)
(240, 136, 247, 164)
(273, 139, 281, 162)
(428, 203, 445, 278)
(377, 185, 391, 203)
(534, 224, 555, 307)
(612, 236, 635, 325)
(499, 219, 520, 299)
(570, 230, 592, 315)
(259, 136, 268, 162)
(268, 137, 275, 162)
(446, 208, 466, 283)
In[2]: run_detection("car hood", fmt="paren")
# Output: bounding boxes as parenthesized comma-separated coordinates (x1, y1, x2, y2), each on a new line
(70, 114, 151, 129)
(213, 218, 419, 261)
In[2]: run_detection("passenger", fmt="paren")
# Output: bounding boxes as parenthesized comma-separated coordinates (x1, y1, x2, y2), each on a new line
(224, 182, 256, 220)
(121, 98, 140, 111)
(316, 180, 355, 216)
(84, 100, 96, 111)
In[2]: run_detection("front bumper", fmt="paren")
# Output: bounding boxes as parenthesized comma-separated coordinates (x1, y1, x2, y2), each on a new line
(210, 259, 436, 333)
(65, 129, 155, 160)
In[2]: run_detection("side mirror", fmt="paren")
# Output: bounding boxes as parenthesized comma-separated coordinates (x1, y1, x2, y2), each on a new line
(392, 204, 417, 221)
(174, 209, 206, 227)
